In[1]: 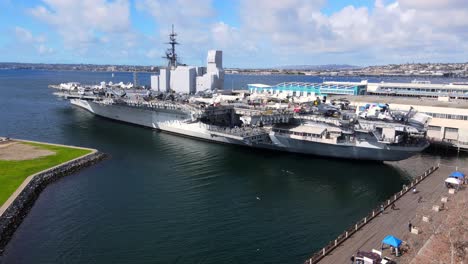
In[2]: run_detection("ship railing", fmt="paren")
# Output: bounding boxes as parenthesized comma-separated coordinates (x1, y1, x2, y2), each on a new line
(234, 108, 293, 117)
(98, 98, 201, 114)
(303, 165, 439, 264)
(273, 130, 343, 144)
(297, 115, 341, 126)
(204, 124, 268, 137)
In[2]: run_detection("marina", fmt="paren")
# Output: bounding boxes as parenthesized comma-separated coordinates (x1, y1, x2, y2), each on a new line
(1, 68, 467, 264)
(1, 1, 468, 263)
(47, 30, 431, 162)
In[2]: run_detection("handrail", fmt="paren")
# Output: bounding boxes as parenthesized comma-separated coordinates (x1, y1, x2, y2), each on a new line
(303, 165, 439, 264)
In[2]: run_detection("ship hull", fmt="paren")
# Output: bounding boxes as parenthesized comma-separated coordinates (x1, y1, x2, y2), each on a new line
(268, 134, 427, 161)
(71, 99, 427, 161)
(71, 99, 248, 146)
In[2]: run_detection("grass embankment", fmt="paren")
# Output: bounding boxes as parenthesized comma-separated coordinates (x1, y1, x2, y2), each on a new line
(0, 142, 92, 206)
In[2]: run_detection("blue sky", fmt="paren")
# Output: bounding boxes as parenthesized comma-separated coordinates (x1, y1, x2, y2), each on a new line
(1, 0, 467, 67)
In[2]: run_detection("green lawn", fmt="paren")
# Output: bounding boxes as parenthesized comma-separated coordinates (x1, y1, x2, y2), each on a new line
(0, 142, 92, 206)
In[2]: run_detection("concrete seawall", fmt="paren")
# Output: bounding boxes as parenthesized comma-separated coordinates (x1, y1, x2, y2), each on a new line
(0, 151, 107, 254)
(304, 165, 440, 264)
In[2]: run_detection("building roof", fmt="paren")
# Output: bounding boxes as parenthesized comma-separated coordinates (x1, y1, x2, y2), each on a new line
(248, 83, 272, 88)
(249, 82, 361, 90)
(369, 82, 468, 90)
(334, 95, 468, 109)
(290, 125, 326, 135)
(276, 82, 359, 89)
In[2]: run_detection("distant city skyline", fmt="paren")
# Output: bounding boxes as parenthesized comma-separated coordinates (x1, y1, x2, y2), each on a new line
(1, 0, 467, 67)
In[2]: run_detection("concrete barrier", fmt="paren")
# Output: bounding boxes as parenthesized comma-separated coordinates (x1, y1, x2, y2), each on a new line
(0, 151, 107, 254)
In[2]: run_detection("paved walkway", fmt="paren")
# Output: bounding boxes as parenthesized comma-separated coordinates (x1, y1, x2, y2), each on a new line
(317, 166, 452, 264)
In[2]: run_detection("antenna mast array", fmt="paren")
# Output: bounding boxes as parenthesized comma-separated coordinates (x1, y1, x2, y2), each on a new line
(164, 25, 179, 69)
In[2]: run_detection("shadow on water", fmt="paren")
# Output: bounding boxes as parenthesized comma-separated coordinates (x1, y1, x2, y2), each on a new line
(64, 105, 407, 190)
(63, 104, 408, 193)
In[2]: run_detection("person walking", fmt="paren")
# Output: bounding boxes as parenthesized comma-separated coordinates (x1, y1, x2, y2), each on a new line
(350, 254, 355, 264)
(380, 204, 384, 214)
(408, 221, 412, 232)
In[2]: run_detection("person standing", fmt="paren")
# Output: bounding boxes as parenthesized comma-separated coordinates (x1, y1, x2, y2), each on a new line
(350, 254, 355, 264)
(380, 204, 384, 214)
(408, 221, 412, 232)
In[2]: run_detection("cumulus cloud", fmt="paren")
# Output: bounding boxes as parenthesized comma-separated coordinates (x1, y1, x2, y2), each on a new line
(22, 0, 468, 65)
(29, 0, 131, 53)
(37, 44, 54, 54)
(233, 0, 468, 64)
(13, 26, 54, 56)
(137, 0, 260, 64)
(15, 26, 35, 43)
(136, 0, 214, 43)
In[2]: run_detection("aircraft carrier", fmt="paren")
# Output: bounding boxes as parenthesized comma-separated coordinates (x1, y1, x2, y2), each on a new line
(50, 28, 430, 161)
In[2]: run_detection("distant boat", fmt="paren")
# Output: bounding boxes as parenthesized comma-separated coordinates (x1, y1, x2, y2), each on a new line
(111, 73, 115, 78)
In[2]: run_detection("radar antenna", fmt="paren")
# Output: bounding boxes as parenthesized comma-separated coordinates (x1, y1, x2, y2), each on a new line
(163, 25, 179, 69)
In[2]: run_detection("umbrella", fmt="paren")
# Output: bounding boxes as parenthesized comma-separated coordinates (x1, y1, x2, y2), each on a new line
(445, 177, 461, 185)
(382, 235, 402, 248)
(449, 171, 465, 179)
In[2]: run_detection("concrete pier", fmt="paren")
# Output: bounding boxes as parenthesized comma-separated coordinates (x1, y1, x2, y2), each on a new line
(304, 164, 457, 263)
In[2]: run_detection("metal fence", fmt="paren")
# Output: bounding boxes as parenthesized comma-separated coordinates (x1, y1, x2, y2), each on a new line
(303, 165, 440, 264)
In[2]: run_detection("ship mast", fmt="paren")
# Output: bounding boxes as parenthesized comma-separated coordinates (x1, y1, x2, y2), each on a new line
(163, 24, 179, 69)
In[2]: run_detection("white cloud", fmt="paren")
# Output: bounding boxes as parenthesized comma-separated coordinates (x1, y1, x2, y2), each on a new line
(137, 0, 260, 65)
(14, 26, 54, 56)
(20, 0, 468, 65)
(15, 26, 47, 44)
(145, 48, 160, 59)
(38, 44, 54, 54)
(233, 0, 468, 65)
(29, 0, 131, 52)
(136, 0, 214, 43)
(15, 26, 35, 43)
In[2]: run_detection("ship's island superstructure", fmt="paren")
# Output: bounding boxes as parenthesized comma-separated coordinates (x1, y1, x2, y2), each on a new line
(50, 28, 430, 161)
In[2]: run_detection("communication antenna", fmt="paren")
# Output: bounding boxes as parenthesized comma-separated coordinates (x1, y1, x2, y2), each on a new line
(163, 24, 179, 69)
(133, 69, 138, 88)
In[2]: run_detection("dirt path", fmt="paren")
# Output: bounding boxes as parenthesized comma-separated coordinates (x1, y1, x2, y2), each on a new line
(0, 142, 55, 161)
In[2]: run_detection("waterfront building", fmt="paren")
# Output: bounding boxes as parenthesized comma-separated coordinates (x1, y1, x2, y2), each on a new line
(247, 82, 367, 97)
(339, 96, 468, 150)
(325, 80, 468, 99)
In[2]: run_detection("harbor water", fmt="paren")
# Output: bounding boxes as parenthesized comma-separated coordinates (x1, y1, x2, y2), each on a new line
(0, 70, 466, 264)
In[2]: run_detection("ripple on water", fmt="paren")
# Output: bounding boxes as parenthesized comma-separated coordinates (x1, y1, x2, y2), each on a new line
(2, 71, 468, 264)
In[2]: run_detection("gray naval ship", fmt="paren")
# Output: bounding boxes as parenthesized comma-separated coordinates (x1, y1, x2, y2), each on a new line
(50, 28, 430, 161)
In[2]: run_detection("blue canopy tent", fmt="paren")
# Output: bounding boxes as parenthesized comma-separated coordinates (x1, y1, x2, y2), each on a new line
(449, 171, 465, 179)
(382, 235, 402, 248)
(382, 235, 403, 256)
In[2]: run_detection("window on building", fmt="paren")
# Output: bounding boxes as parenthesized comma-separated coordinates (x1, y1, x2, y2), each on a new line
(446, 127, 459, 133)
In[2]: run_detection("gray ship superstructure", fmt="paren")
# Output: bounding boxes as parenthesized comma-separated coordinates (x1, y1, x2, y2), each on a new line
(50, 28, 430, 161)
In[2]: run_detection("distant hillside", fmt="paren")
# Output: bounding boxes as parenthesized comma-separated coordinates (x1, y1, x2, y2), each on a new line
(0, 62, 158, 72)
(273, 64, 360, 71)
